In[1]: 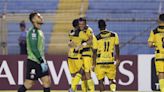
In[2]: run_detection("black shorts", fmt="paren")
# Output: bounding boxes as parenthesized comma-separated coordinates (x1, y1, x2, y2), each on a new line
(26, 59, 49, 80)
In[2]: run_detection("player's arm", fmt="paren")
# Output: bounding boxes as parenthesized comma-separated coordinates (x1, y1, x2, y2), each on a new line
(92, 49, 97, 71)
(148, 31, 155, 48)
(92, 37, 98, 71)
(75, 30, 94, 51)
(148, 42, 155, 48)
(115, 45, 120, 61)
(114, 33, 120, 67)
(28, 31, 43, 63)
(83, 35, 93, 45)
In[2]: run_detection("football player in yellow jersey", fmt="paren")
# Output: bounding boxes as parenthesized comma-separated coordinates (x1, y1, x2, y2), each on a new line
(75, 17, 95, 92)
(148, 14, 164, 92)
(68, 19, 84, 92)
(92, 19, 120, 92)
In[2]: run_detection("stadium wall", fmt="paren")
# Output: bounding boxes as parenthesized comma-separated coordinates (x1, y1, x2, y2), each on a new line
(0, 54, 158, 91)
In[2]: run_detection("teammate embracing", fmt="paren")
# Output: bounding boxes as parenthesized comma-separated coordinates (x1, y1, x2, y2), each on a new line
(75, 17, 95, 92)
(68, 19, 85, 92)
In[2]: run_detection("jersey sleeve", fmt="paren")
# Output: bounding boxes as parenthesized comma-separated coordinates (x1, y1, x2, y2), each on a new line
(28, 31, 42, 59)
(148, 30, 154, 42)
(114, 33, 119, 45)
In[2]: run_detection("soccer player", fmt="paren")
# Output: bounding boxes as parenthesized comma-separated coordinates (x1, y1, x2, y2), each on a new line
(92, 19, 120, 92)
(148, 14, 164, 92)
(68, 19, 85, 92)
(18, 12, 51, 92)
(75, 17, 95, 92)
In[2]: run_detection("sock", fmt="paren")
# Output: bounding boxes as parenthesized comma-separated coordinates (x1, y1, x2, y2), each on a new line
(71, 73, 82, 91)
(18, 85, 27, 92)
(81, 80, 87, 92)
(87, 79, 95, 92)
(110, 83, 116, 92)
(44, 87, 50, 92)
(159, 79, 164, 92)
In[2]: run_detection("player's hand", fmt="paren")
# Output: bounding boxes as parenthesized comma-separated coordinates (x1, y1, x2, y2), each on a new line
(115, 59, 120, 67)
(41, 63, 48, 73)
(39, 57, 48, 72)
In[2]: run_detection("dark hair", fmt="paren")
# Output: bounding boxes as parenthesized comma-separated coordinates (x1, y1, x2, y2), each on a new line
(29, 12, 38, 22)
(159, 13, 164, 22)
(98, 19, 106, 30)
(78, 17, 87, 24)
(20, 20, 26, 28)
(72, 19, 79, 27)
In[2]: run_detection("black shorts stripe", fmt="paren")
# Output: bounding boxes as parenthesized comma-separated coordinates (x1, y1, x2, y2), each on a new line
(156, 58, 164, 61)
(82, 55, 91, 57)
(97, 62, 114, 65)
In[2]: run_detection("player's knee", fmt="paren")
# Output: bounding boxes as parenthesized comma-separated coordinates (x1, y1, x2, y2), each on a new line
(24, 80, 35, 89)
(158, 72, 164, 79)
(81, 74, 86, 81)
(42, 77, 51, 88)
(85, 72, 91, 79)
(98, 80, 105, 91)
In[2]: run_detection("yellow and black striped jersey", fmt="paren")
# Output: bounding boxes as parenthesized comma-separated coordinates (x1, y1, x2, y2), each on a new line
(68, 29, 83, 59)
(79, 27, 95, 56)
(69, 29, 83, 47)
(148, 26, 164, 59)
(93, 30, 119, 62)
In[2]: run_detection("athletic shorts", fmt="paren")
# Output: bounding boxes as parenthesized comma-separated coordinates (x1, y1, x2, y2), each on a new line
(95, 63, 116, 80)
(155, 60, 164, 75)
(82, 56, 93, 72)
(68, 58, 83, 74)
(26, 59, 49, 80)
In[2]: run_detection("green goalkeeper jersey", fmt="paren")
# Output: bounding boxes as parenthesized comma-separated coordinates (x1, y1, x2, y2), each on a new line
(26, 27, 45, 64)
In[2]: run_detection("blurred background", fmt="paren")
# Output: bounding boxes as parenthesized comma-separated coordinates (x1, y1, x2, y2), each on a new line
(0, 0, 162, 55)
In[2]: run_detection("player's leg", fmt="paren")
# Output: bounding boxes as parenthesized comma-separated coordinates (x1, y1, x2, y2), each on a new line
(98, 79, 105, 92)
(159, 72, 164, 92)
(40, 75, 51, 92)
(156, 61, 164, 92)
(106, 65, 116, 92)
(83, 57, 95, 92)
(69, 59, 84, 92)
(18, 79, 35, 92)
(68, 59, 77, 91)
(18, 59, 37, 92)
(108, 79, 116, 92)
(36, 58, 51, 92)
(95, 65, 105, 92)
(81, 72, 87, 92)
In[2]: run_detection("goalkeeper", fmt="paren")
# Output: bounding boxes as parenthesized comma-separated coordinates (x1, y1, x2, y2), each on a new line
(18, 12, 51, 92)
